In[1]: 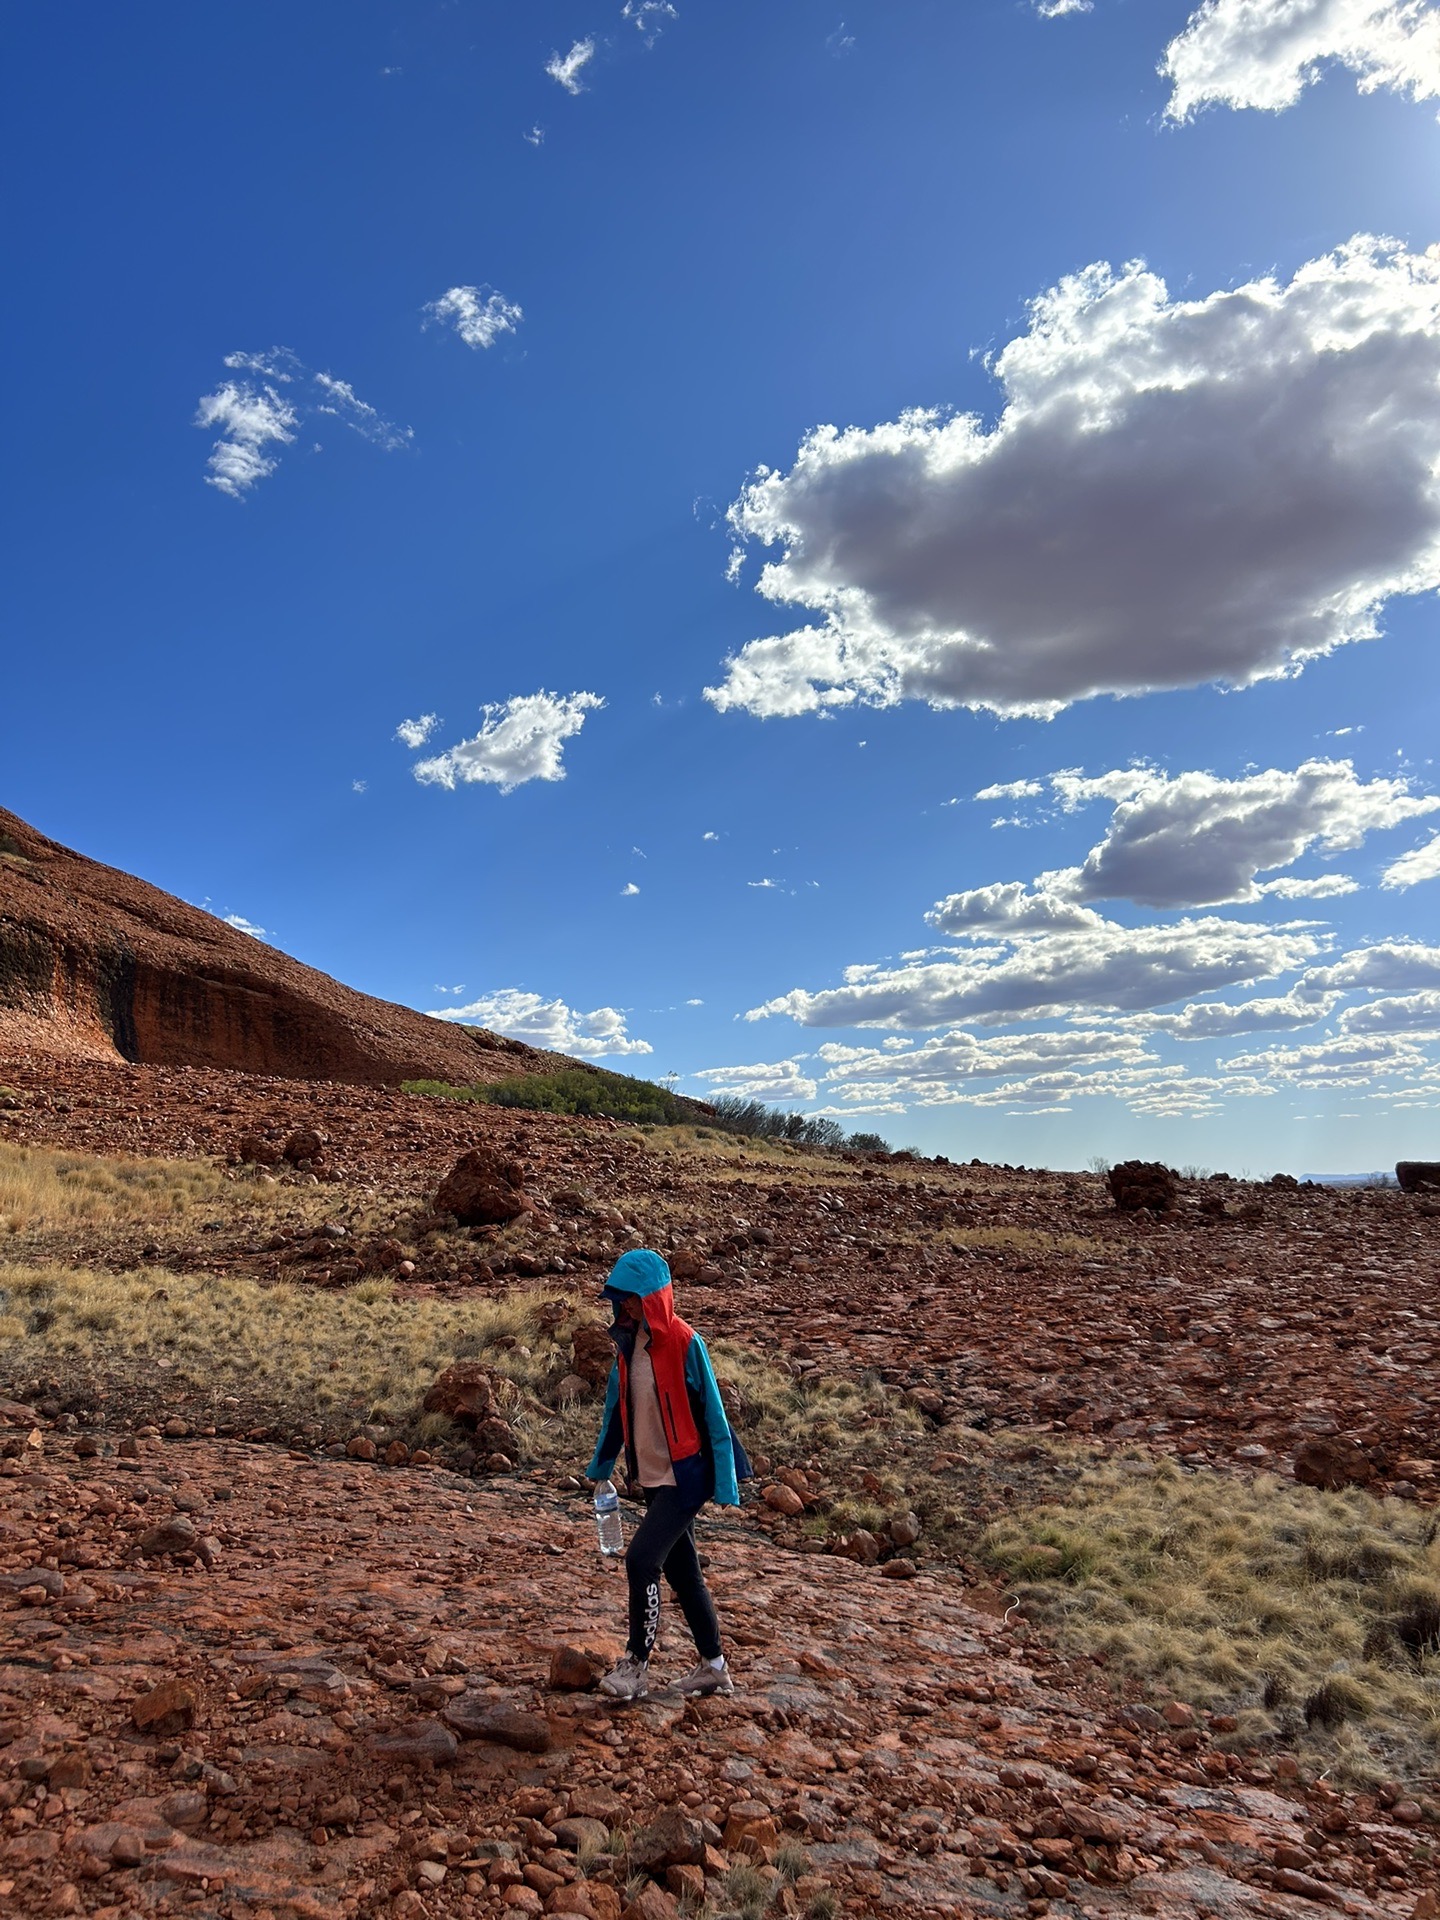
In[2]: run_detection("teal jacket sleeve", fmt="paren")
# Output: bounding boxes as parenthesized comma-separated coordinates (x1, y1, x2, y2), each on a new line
(685, 1334, 740, 1507)
(586, 1361, 623, 1481)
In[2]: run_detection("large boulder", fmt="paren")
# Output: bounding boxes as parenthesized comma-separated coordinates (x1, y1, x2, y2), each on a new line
(422, 1362, 500, 1425)
(571, 1322, 615, 1387)
(1397, 1161, 1440, 1193)
(1107, 1160, 1178, 1213)
(434, 1148, 533, 1226)
(1292, 1435, 1374, 1490)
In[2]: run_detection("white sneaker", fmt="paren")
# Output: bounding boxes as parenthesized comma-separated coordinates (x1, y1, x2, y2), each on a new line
(674, 1656, 734, 1697)
(598, 1655, 650, 1700)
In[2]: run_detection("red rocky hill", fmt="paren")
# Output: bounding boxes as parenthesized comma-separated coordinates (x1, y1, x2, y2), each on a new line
(0, 805, 554, 1087)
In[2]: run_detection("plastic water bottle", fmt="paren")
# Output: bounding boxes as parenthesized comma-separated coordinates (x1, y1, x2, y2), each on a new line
(594, 1479, 624, 1558)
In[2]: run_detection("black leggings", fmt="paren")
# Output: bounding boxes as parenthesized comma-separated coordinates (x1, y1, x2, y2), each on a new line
(625, 1486, 722, 1663)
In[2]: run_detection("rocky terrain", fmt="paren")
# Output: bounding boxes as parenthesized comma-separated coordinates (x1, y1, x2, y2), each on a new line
(0, 809, 554, 1087)
(5, 1418, 1438, 1920)
(1, 1055, 1436, 1496)
(3, 1052, 1440, 1918)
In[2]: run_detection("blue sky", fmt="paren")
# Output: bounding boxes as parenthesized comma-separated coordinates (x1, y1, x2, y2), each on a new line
(6, 0, 1440, 1172)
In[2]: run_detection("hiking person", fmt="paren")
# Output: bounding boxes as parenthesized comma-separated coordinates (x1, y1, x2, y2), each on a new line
(586, 1248, 747, 1699)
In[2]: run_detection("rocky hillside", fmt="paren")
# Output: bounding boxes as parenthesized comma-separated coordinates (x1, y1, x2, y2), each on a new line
(0, 807, 555, 1087)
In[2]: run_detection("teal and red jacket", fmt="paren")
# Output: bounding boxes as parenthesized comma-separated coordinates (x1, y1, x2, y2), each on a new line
(586, 1249, 745, 1508)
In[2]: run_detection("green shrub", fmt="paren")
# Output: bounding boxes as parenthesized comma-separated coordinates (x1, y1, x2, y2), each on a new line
(403, 1066, 692, 1126)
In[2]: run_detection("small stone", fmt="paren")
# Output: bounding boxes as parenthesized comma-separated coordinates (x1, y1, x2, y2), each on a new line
(347, 1434, 378, 1461)
(132, 1678, 197, 1735)
(442, 1696, 552, 1751)
(319, 1794, 362, 1827)
(630, 1807, 705, 1873)
(109, 1829, 146, 1868)
(1393, 1800, 1425, 1825)
(547, 1645, 601, 1691)
(417, 1860, 446, 1886)
(1273, 1868, 1341, 1904)
(621, 1886, 681, 1920)
(888, 1510, 922, 1546)
(762, 1483, 804, 1516)
(384, 1440, 410, 1467)
(880, 1557, 918, 1579)
(1162, 1700, 1196, 1728)
(369, 1717, 459, 1765)
(553, 1816, 610, 1853)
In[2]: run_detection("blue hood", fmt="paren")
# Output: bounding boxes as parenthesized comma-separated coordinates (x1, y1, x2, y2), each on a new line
(601, 1248, 674, 1300)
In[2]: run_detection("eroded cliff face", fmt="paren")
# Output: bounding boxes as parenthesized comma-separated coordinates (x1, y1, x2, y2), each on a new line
(0, 809, 545, 1086)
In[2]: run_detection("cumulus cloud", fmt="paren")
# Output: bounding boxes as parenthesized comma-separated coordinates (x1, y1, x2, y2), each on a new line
(1037, 0, 1093, 14)
(749, 915, 1323, 1030)
(547, 38, 596, 92)
(693, 1059, 819, 1103)
(196, 347, 409, 497)
(1127, 990, 1337, 1039)
(1339, 988, 1440, 1033)
(411, 691, 603, 793)
(1163, 0, 1440, 122)
(1300, 939, 1440, 994)
(926, 881, 1105, 938)
(707, 238, 1440, 720)
(395, 714, 439, 749)
(815, 1026, 1151, 1101)
(1257, 873, 1359, 897)
(424, 286, 523, 351)
(1382, 832, 1440, 888)
(1225, 1032, 1427, 1084)
(429, 988, 651, 1057)
(1056, 759, 1435, 907)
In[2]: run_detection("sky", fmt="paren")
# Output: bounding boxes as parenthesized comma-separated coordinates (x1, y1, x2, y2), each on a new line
(5, 0, 1440, 1174)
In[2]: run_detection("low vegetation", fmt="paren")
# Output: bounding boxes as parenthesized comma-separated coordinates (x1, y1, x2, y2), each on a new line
(987, 1457, 1440, 1780)
(0, 1261, 920, 1475)
(403, 1066, 694, 1127)
(0, 1141, 236, 1235)
(705, 1095, 893, 1156)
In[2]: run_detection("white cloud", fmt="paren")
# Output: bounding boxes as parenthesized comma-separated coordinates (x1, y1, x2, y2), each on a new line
(196, 348, 408, 497)
(412, 691, 603, 794)
(974, 778, 1044, 801)
(1056, 759, 1435, 907)
(524, 125, 545, 146)
(623, 1, 677, 44)
(707, 238, 1440, 721)
(1128, 989, 1337, 1039)
(1256, 873, 1359, 897)
(1037, 0, 1092, 15)
(1225, 1032, 1427, 1085)
(1382, 832, 1440, 888)
(1301, 939, 1440, 994)
(1163, 0, 1440, 122)
(816, 1025, 1152, 1101)
(749, 915, 1323, 1029)
(430, 988, 651, 1057)
(1340, 989, 1440, 1033)
(621, 882, 641, 896)
(748, 878, 780, 890)
(395, 713, 439, 749)
(311, 372, 411, 450)
(693, 1059, 819, 1103)
(926, 881, 1104, 938)
(424, 286, 523, 351)
(686, 997, 704, 1006)
(547, 38, 596, 92)
(222, 912, 270, 941)
(195, 383, 297, 498)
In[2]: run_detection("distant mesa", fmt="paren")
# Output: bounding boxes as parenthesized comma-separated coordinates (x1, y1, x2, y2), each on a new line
(0, 805, 552, 1087)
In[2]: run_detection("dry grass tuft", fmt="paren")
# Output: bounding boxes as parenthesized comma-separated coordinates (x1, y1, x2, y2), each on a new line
(986, 1457, 1440, 1778)
(0, 1141, 237, 1234)
(0, 1260, 925, 1487)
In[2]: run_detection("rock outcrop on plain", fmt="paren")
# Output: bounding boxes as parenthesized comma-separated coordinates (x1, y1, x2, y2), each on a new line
(0, 806, 553, 1086)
